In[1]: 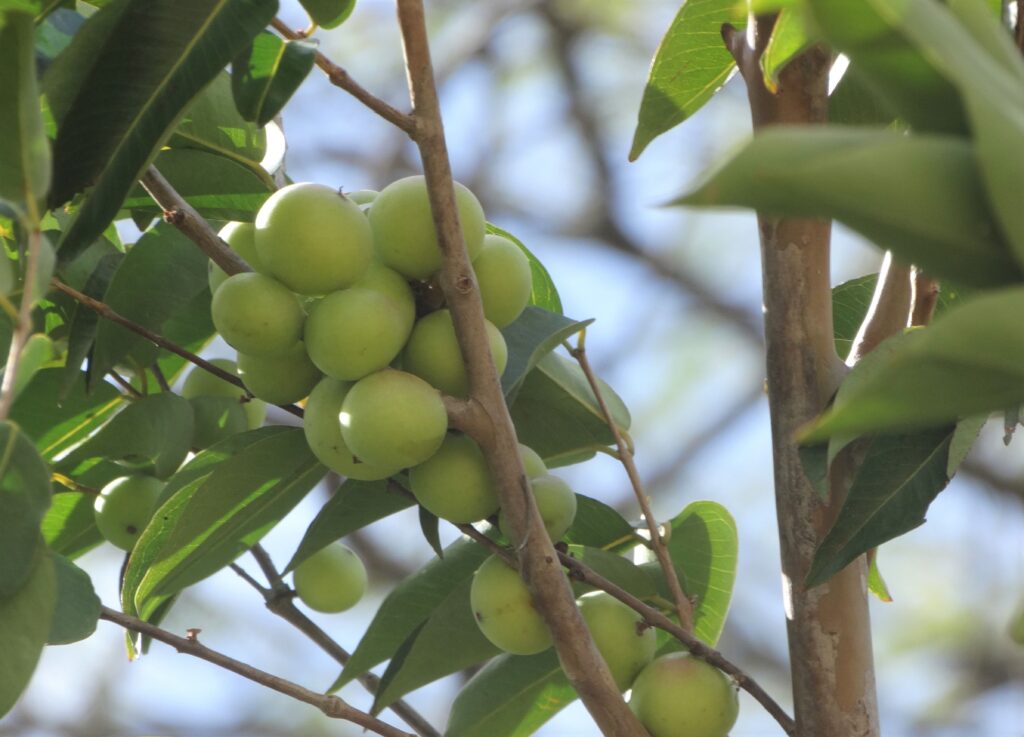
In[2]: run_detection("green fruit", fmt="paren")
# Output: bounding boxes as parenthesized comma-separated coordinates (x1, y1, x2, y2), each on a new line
(292, 542, 367, 613)
(470, 555, 551, 655)
(340, 369, 448, 469)
(208, 222, 267, 295)
(211, 272, 305, 356)
(237, 342, 322, 404)
(369, 175, 486, 279)
(255, 182, 374, 295)
(348, 188, 378, 205)
(93, 475, 165, 551)
(403, 309, 508, 397)
(577, 591, 656, 691)
(519, 443, 547, 478)
(304, 287, 413, 381)
(498, 474, 577, 542)
(409, 433, 499, 523)
(188, 396, 250, 449)
(181, 358, 266, 429)
(303, 377, 400, 480)
(629, 653, 739, 737)
(473, 234, 532, 327)
(356, 262, 416, 331)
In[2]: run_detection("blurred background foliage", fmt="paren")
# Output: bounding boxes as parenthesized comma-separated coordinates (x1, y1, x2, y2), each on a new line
(5, 0, 1022, 735)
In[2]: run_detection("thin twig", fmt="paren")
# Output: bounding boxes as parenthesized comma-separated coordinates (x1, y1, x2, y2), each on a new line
(108, 369, 143, 398)
(50, 278, 304, 419)
(910, 268, 940, 327)
(847, 252, 912, 364)
(455, 523, 516, 566)
(98, 606, 415, 737)
(270, 18, 416, 136)
(0, 229, 43, 419)
(52, 473, 100, 495)
(569, 331, 694, 633)
(152, 363, 172, 393)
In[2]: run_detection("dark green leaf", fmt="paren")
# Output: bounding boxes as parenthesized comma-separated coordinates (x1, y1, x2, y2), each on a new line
(677, 128, 1019, 288)
(807, 426, 954, 587)
(563, 495, 638, 551)
(630, 0, 738, 160)
(568, 545, 656, 600)
(232, 33, 316, 127)
(828, 65, 898, 127)
(798, 442, 829, 499)
(299, 0, 354, 29)
(47, 553, 99, 644)
(42, 491, 103, 560)
(0, 422, 52, 596)
(45, 0, 278, 261)
(0, 549, 56, 719)
(418, 505, 443, 559)
(485, 224, 561, 315)
(500, 307, 590, 398)
(948, 414, 986, 476)
(169, 72, 267, 168)
(60, 250, 122, 396)
(284, 480, 413, 573)
(7, 333, 56, 402)
(153, 285, 216, 384)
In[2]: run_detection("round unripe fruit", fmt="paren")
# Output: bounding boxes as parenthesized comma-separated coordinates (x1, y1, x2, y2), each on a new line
(304, 286, 413, 381)
(472, 234, 532, 327)
(340, 369, 447, 469)
(369, 175, 486, 279)
(181, 359, 266, 429)
(348, 189, 378, 205)
(403, 309, 507, 397)
(255, 182, 373, 295)
(237, 342, 322, 404)
(188, 396, 250, 449)
(208, 222, 267, 295)
(93, 475, 165, 550)
(211, 273, 305, 356)
(519, 443, 547, 478)
(470, 555, 552, 655)
(577, 591, 657, 690)
(355, 262, 416, 331)
(303, 377, 399, 480)
(292, 542, 367, 613)
(498, 474, 577, 542)
(629, 653, 739, 737)
(409, 434, 499, 523)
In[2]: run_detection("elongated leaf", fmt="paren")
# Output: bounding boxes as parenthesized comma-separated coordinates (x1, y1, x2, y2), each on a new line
(677, 128, 1020, 287)
(45, 0, 278, 261)
(47, 553, 100, 645)
(232, 32, 316, 127)
(630, 0, 738, 160)
(42, 491, 103, 560)
(153, 285, 216, 384)
(867, 551, 892, 602)
(828, 66, 899, 127)
(485, 225, 561, 315)
(563, 495, 638, 551)
(806, 288, 1024, 439)
(568, 545, 656, 600)
(0, 549, 56, 719)
(761, 7, 811, 90)
(500, 307, 590, 398)
(0, 423, 51, 596)
(60, 250, 122, 396)
(299, 0, 354, 29)
(8, 333, 55, 402)
(169, 72, 267, 169)
(807, 425, 954, 587)
(947, 414, 986, 477)
(284, 479, 413, 573)
(0, 11, 50, 218)
(335, 538, 489, 690)
(129, 428, 323, 620)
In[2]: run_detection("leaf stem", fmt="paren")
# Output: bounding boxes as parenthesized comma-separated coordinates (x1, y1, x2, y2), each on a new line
(0, 227, 42, 419)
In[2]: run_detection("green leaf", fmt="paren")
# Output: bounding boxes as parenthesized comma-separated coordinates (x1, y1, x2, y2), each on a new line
(232, 32, 316, 128)
(128, 427, 323, 620)
(284, 480, 412, 574)
(677, 127, 1019, 288)
(665, 501, 737, 646)
(299, 0, 354, 29)
(42, 491, 103, 560)
(0, 422, 52, 597)
(485, 225, 561, 315)
(947, 414, 986, 477)
(0, 11, 50, 219)
(867, 552, 892, 602)
(761, 7, 811, 90)
(807, 425, 954, 587)
(568, 545, 656, 600)
(153, 285, 216, 384)
(334, 538, 490, 691)
(445, 650, 574, 737)
(47, 553, 99, 644)
(60, 250, 122, 397)
(500, 307, 590, 398)
(7, 333, 56, 402)
(418, 506, 444, 559)
(806, 288, 1024, 439)
(630, 0, 738, 160)
(0, 548, 56, 719)
(828, 66, 899, 127)
(44, 0, 278, 261)
(89, 223, 209, 385)
(563, 495, 639, 551)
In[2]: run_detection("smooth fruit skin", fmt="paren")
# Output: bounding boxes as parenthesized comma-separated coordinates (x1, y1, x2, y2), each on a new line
(470, 555, 552, 655)
(409, 434, 499, 523)
(255, 182, 373, 295)
(498, 474, 577, 542)
(472, 234, 532, 327)
(292, 542, 368, 613)
(356, 262, 416, 331)
(348, 188, 378, 205)
(237, 342, 322, 404)
(519, 443, 547, 478)
(304, 287, 413, 380)
(339, 369, 448, 469)
(181, 358, 266, 429)
(188, 396, 250, 449)
(629, 653, 739, 737)
(403, 309, 507, 397)
(93, 475, 165, 551)
(211, 272, 305, 356)
(369, 175, 486, 279)
(577, 591, 656, 691)
(303, 377, 399, 480)
(208, 222, 267, 295)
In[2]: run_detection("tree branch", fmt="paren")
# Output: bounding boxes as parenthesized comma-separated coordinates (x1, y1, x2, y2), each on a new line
(0, 228, 43, 419)
(847, 252, 912, 364)
(98, 606, 415, 737)
(910, 267, 940, 327)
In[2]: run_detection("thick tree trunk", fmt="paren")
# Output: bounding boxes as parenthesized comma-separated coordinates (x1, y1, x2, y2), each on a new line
(735, 26, 882, 737)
